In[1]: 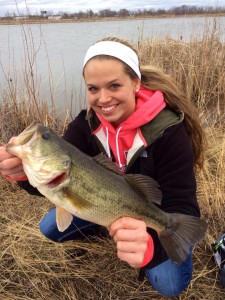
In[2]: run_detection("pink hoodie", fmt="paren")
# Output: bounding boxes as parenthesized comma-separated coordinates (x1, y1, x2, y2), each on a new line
(93, 87, 166, 172)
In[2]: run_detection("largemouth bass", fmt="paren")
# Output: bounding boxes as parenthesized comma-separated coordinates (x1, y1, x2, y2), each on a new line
(6, 121, 208, 264)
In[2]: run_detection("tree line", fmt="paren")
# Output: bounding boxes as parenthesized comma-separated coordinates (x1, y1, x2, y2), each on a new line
(2, 5, 225, 19)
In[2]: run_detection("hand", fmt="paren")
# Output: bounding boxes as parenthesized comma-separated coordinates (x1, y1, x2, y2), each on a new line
(109, 217, 150, 268)
(0, 145, 26, 180)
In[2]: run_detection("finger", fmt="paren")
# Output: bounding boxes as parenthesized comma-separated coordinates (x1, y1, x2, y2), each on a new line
(117, 251, 143, 268)
(0, 163, 24, 176)
(117, 240, 147, 254)
(0, 157, 22, 170)
(109, 217, 146, 237)
(3, 170, 26, 179)
(113, 228, 148, 243)
(0, 146, 13, 161)
(8, 136, 17, 144)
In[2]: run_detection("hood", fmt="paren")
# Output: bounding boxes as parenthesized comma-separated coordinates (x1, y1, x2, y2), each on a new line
(93, 87, 166, 171)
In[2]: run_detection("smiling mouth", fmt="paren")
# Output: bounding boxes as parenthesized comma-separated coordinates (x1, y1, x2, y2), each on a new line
(101, 105, 117, 112)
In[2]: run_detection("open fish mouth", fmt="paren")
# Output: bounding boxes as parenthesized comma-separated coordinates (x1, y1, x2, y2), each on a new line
(7, 122, 39, 147)
(6, 122, 40, 158)
(46, 172, 68, 188)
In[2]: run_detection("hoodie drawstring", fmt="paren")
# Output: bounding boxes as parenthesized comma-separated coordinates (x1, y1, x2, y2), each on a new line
(115, 126, 123, 168)
(105, 127, 111, 158)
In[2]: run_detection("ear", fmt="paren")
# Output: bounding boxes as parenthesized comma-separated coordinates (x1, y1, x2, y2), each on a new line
(134, 78, 141, 92)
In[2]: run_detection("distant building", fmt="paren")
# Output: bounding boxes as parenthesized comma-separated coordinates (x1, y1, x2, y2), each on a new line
(48, 16, 62, 20)
(13, 16, 29, 20)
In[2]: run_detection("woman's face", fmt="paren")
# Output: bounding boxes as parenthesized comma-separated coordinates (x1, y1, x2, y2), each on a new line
(84, 58, 140, 127)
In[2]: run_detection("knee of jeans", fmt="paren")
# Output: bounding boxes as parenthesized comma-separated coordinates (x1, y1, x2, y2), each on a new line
(145, 252, 193, 297)
(145, 262, 192, 297)
(146, 275, 189, 297)
(39, 220, 59, 242)
(156, 282, 188, 297)
(39, 209, 62, 242)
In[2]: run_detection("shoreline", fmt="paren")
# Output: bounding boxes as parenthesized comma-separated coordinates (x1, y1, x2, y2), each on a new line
(0, 13, 224, 26)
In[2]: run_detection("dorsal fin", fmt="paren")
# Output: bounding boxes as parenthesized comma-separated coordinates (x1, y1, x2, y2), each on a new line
(93, 153, 123, 175)
(125, 174, 162, 206)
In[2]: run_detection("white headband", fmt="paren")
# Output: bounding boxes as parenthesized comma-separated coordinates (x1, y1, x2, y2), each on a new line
(83, 41, 141, 79)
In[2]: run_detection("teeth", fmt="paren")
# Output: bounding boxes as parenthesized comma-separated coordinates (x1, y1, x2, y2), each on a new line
(101, 105, 115, 112)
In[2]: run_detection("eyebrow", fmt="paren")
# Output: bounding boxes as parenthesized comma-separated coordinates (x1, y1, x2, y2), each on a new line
(86, 79, 120, 86)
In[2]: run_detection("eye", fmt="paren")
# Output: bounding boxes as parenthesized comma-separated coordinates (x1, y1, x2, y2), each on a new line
(87, 86, 98, 93)
(111, 83, 120, 90)
(42, 131, 51, 140)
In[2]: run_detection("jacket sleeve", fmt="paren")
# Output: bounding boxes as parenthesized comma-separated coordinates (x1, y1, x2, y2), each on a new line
(153, 122, 200, 217)
(142, 122, 200, 270)
(17, 180, 43, 196)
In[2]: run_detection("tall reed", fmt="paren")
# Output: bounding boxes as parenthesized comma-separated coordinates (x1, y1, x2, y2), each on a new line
(138, 18, 225, 127)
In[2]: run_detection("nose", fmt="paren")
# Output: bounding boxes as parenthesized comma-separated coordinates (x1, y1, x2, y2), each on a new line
(98, 89, 112, 104)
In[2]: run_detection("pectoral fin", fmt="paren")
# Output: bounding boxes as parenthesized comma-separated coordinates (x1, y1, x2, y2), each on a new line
(56, 206, 73, 232)
(63, 188, 92, 210)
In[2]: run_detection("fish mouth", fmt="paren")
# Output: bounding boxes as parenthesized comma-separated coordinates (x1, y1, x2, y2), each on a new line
(7, 121, 40, 149)
(46, 172, 68, 188)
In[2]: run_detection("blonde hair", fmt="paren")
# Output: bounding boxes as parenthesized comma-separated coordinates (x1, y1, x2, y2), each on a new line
(88, 36, 206, 169)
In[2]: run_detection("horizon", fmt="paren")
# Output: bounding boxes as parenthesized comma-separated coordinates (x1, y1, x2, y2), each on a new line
(0, 0, 225, 17)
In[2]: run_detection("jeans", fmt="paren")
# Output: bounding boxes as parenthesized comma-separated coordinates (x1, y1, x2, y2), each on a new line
(39, 208, 100, 242)
(39, 208, 192, 297)
(145, 253, 192, 297)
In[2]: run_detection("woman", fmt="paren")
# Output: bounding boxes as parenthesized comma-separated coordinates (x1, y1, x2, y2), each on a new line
(0, 36, 206, 297)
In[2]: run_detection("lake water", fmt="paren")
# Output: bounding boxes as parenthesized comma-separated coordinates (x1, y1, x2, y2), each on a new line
(0, 16, 224, 116)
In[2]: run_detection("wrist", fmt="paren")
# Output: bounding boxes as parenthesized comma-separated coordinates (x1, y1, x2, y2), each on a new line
(139, 233, 154, 268)
(4, 174, 28, 181)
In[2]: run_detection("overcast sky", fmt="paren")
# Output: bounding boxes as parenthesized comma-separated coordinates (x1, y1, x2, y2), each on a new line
(0, 0, 224, 17)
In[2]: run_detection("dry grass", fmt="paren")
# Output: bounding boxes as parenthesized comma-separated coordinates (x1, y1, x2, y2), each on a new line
(0, 22, 225, 299)
(0, 127, 224, 300)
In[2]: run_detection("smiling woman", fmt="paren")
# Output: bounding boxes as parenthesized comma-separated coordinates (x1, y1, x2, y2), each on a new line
(84, 58, 139, 127)
(0, 36, 207, 298)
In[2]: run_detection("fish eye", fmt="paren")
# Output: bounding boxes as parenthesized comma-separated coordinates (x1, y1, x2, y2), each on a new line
(42, 131, 51, 140)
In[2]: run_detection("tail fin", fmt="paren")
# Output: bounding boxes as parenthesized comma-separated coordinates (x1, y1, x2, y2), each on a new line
(159, 213, 208, 264)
